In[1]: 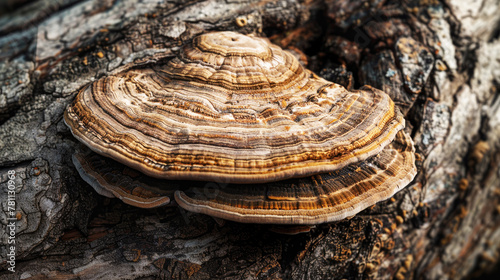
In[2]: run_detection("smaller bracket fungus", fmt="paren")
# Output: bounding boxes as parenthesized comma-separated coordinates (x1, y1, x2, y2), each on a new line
(65, 31, 417, 225)
(73, 150, 175, 208)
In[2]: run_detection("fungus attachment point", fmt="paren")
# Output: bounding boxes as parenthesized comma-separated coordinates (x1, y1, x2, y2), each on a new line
(65, 31, 417, 225)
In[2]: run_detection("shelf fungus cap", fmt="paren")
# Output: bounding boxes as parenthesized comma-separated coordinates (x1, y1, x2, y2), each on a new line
(64, 31, 406, 184)
(174, 130, 416, 224)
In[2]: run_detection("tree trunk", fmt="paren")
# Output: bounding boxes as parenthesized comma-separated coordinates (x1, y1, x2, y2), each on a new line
(1, 0, 500, 279)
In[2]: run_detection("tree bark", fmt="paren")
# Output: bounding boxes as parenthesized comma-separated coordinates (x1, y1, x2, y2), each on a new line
(1, 0, 500, 279)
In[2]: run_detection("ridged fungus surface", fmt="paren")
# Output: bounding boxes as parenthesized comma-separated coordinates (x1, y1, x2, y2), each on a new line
(65, 31, 417, 224)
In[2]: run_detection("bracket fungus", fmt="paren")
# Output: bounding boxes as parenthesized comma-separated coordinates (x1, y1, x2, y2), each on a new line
(65, 31, 417, 225)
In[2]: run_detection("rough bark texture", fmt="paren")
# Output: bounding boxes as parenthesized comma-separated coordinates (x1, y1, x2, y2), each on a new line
(1, 0, 500, 279)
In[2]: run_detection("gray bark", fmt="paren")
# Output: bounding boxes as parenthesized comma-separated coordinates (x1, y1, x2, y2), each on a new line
(1, 0, 500, 279)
